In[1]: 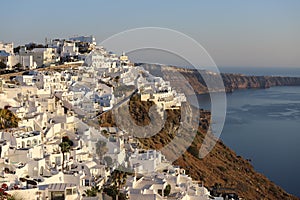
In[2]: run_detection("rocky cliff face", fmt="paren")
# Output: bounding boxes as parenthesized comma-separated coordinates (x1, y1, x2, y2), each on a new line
(221, 73, 300, 92)
(179, 69, 300, 94)
(140, 64, 300, 94)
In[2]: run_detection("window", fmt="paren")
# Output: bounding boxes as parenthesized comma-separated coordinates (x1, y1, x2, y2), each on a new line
(85, 179, 89, 186)
(72, 188, 78, 194)
(66, 189, 72, 195)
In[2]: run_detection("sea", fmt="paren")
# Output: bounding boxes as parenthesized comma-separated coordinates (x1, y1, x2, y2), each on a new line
(196, 66, 300, 197)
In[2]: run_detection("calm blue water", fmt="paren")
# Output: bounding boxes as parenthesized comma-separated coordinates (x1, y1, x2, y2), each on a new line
(197, 86, 300, 197)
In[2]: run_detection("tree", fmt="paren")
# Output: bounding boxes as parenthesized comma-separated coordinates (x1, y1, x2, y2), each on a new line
(13, 63, 23, 71)
(163, 184, 171, 197)
(84, 186, 99, 197)
(104, 156, 113, 167)
(111, 170, 127, 188)
(103, 187, 118, 200)
(114, 76, 120, 86)
(13, 46, 21, 54)
(158, 184, 171, 197)
(0, 62, 7, 70)
(187, 146, 199, 158)
(96, 140, 108, 161)
(59, 136, 73, 172)
(104, 170, 128, 200)
(0, 108, 20, 130)
(103, 187, 127, 200)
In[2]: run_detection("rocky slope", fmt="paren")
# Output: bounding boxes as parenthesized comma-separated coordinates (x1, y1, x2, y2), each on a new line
(100, 95, 298, 200)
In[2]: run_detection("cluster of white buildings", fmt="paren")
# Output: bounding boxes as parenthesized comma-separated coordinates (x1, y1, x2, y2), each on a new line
(120, 66, 186, 110)
(0, 35, 97, 71)
(0, 42, 37, 70)
(123, 167, 215, 200)
(0, 36, 239, 200)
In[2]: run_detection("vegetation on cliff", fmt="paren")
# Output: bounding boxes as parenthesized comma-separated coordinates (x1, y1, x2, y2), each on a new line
(0, 108, 20, 130)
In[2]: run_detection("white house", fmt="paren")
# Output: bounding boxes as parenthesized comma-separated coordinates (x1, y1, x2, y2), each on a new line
(0, 42, 14, 54)
(69, 35, 96, 46)
(19, 54, 37, 69)
(20, 47, 57, 67)
(129, 150, 163, 174)
(15, 131, 42, 149)
(0, 51, 19, 69)
(61, 41, 79, 58)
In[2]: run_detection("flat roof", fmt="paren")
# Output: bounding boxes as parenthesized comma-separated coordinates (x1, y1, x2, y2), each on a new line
(39, 183, 76, 191)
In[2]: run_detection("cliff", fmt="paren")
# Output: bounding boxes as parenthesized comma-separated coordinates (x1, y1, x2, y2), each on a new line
(99, 95, 298, 200)
(98, 64, 300, 199)
(140, 63, 300, 94)
(222, 73, 300, 92)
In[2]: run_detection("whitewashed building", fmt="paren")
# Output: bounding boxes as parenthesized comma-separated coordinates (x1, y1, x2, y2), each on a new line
(129, 150, 163, 174)
(61, 41, 79, 58)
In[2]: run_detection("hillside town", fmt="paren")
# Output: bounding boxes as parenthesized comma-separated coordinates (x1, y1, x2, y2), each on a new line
(0, 36, 239, 200)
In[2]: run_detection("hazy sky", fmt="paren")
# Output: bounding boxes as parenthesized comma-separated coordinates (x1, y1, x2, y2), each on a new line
(1, 0, 299, 67)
